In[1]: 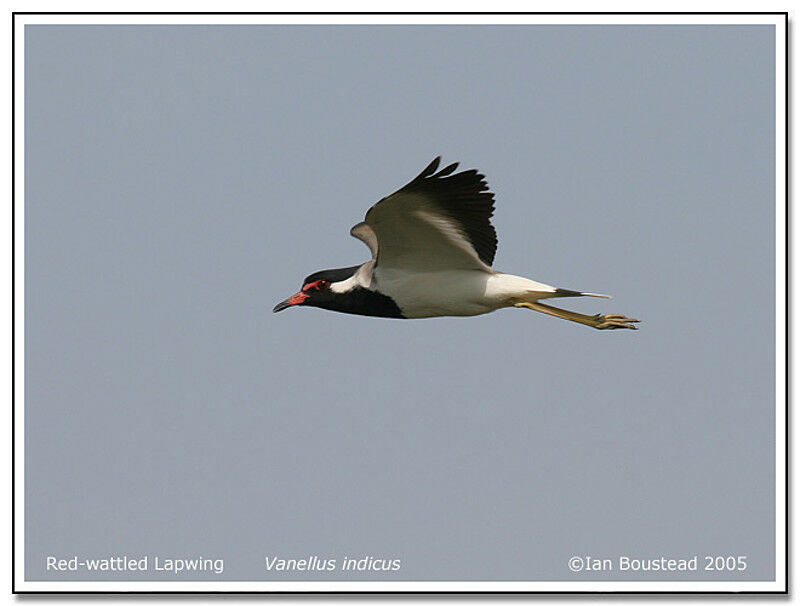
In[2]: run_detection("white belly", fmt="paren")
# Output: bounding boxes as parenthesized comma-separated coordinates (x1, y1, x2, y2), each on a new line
(373, 269, 557, 319)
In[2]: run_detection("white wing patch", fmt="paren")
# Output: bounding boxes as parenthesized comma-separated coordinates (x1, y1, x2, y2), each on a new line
(413, 209, 486, 268)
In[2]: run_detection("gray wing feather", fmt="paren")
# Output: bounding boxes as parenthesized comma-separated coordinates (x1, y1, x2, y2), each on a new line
(355, 157, 498, 272)
(350, 221, 379, 261)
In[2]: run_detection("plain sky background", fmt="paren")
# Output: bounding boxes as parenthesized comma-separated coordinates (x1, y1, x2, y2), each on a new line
(24, 24, 776, 582)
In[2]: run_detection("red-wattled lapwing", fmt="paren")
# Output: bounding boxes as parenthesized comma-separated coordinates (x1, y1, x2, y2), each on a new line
(274, 157, 638, 329)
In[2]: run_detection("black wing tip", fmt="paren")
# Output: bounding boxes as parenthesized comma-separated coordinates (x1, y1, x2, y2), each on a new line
(420, 158, 491, 181)
(416, 156, 462, 181)
(554, 288, 584, 297)
(435, 162, 459, 177)
(418, 156, 441, 179)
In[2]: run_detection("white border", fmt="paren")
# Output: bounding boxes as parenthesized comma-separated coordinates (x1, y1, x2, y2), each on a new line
(12, 12, 787, 593)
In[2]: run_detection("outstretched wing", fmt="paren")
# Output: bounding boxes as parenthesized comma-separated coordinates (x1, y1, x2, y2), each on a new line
(349, 157, 498, 272)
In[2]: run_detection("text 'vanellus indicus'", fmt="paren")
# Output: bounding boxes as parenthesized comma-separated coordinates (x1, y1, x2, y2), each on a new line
(274, 157, 639, 329)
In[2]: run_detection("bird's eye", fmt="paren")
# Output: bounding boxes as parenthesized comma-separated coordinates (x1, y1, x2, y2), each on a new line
(319, 280, 329, 289)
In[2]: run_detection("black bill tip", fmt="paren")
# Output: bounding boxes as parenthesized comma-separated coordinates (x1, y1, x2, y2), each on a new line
(273, 291, 308, 313)
(273, 299, 292, 313)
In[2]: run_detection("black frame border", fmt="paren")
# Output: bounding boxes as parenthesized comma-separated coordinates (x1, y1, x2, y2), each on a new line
(10, 11, 790, 596)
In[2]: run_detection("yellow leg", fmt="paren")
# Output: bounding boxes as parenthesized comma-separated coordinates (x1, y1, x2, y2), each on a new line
(514, 301, 639, 330)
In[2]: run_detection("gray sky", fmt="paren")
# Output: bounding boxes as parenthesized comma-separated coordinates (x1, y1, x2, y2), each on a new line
(25, 24, 776, 582)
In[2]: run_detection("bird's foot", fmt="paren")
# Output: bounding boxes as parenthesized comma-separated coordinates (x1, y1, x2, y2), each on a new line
(514, 302, 640, 330)
(591, 314, 640, 330)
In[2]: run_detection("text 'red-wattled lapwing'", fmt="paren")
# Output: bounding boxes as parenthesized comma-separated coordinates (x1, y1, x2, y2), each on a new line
(274, 157, 639, 330)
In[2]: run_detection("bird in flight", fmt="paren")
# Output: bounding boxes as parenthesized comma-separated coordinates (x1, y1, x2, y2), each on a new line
(274, 157, 638, 330)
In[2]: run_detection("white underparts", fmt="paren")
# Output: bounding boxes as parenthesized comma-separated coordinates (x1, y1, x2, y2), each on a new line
(373, 269, 560, 319)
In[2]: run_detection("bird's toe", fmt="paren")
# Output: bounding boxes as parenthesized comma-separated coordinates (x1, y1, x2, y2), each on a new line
(594, 314, 640, 330)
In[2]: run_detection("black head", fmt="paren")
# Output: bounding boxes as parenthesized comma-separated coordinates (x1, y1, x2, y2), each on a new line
(272, 266, 360, 313)
(273, 265, 404, 318)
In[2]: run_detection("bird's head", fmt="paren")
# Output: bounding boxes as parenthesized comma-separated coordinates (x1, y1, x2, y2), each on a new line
(273, 267, 358, 313)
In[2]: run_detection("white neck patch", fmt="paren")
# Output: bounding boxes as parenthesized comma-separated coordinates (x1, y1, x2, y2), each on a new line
(330, 261, 375, 294)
